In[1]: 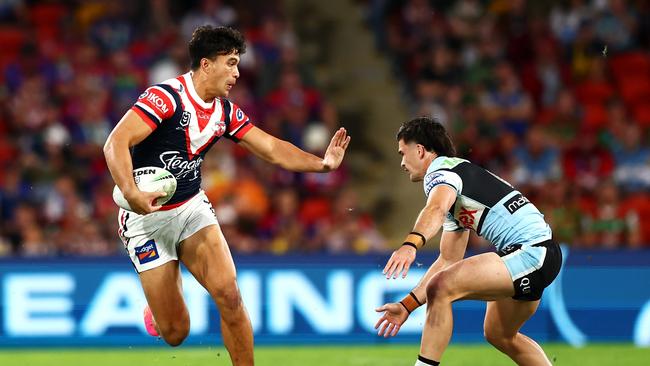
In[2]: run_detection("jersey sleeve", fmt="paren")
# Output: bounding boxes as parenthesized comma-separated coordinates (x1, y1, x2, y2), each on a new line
(423, 170, 463, 197)
(225, 101, 254, 141)
(130, 85, 178, 130)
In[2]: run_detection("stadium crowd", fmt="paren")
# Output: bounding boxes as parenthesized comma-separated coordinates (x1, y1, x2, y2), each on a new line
(368, 0, 650, 248)
(1, 0, 649, 257)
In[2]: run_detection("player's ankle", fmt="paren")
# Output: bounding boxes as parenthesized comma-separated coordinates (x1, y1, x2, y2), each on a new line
(415, 354, 439, 366)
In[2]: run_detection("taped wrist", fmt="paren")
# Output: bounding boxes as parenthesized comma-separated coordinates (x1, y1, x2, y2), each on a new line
(399, 291, 424, 314)
(403, 231, 426, 249)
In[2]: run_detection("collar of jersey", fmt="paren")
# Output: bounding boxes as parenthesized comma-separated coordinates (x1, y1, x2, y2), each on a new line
(182, 72, 216, 110)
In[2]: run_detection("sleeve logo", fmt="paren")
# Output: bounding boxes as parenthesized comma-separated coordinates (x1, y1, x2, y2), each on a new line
(236, 108, 245, 121)
(424, 172, 444, 194)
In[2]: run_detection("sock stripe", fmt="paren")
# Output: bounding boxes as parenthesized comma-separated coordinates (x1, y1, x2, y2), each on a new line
(417, 354, 440, 366)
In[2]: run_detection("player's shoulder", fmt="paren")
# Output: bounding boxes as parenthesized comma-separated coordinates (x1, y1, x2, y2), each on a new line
(427, 156, 469, 173)
(156, 76, 184, 95)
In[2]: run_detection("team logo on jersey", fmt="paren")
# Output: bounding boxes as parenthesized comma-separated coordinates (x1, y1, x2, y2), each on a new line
(135, 239, 159, 264)
(138, 91, 149, 99)
(180, 111, 191, 127)
(214, 121, 226, 136)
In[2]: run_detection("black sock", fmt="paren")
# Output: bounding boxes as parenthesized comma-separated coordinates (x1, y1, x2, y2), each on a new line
(418, 354, 440, 366)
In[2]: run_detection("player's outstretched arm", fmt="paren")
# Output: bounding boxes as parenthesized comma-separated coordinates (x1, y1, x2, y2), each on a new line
(383, 185, 457, 279)
(103, 110, 167, 215)
(375, 229, 468, 338)
(238, 126, 350, 172)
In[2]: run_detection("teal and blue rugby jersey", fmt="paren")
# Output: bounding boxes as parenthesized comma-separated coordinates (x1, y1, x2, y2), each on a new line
(424, 156, 552, 251)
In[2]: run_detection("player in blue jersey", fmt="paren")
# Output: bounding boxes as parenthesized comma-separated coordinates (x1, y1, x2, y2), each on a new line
(374, 117, 560, 366)
(103, 26, 350, 365)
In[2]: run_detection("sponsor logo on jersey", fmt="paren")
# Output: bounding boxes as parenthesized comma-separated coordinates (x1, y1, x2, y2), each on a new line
(458, 207, 478, 228)
(504, 193, 530, 214)
(236, 108, 245, 121)
(140, 89, 170, 115)
(424, 172, 444, 195)
(135, 239, 159, 264)
(159, 151, 203, 180)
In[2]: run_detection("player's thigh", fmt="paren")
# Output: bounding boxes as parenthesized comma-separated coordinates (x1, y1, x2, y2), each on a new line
(484, 298, 540, 338)
(138, 260, 188, 323)
(432, 252, 515, 301)
(179, 223, 237, 295)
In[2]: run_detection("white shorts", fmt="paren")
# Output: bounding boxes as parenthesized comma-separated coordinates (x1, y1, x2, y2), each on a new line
(117, 190, 219, 273)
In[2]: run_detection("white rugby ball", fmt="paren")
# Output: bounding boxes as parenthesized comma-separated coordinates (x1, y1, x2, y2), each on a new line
(112, 166, 177, 211)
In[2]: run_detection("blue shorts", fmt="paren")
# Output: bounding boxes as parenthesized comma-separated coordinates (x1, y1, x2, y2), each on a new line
(497, 240, 562, 301)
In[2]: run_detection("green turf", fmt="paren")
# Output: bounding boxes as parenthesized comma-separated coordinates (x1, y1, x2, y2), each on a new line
(0, 344, 647, 365)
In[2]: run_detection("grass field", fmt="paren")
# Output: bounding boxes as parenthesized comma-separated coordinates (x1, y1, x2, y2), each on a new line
(0, 344, 648, 366)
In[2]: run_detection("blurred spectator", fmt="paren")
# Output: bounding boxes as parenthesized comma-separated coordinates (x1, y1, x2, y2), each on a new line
(480, 60, 534, 137)
(610, 123, 650, 193)
(562, 127, 614, 192)
(511, 125, 562, 189)
(539, 178, 583, 246)
(580, 179, 640, 248)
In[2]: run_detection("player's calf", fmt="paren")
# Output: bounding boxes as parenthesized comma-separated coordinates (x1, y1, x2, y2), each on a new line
(145, 305, 190, 347)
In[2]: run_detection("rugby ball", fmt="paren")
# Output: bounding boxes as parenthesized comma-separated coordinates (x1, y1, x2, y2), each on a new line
(112, 166, 177, 211)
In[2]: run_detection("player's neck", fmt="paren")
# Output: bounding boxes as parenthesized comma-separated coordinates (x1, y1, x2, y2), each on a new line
(189, 71, 217, 102)
(424, 153, 438, 168)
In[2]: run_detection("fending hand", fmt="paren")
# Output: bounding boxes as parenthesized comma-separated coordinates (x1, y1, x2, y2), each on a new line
(383, 245, 416, 279)
(321, 128, 351, 171)
(374, 302, 409, 338)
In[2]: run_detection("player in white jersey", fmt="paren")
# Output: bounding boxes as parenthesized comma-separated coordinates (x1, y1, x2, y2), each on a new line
(103, 26, 350, 365)
(374, 117, 560, 366)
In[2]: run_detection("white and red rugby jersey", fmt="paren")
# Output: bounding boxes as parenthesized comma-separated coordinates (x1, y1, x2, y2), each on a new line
(130, 72, 253, 208)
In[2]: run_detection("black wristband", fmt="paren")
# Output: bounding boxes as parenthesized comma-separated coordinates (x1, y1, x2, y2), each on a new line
(402, 242, 417, 250)
(409, 231, 426, 246)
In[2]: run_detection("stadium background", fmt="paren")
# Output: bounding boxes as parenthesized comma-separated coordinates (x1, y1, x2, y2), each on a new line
(0, 0, 649, 364)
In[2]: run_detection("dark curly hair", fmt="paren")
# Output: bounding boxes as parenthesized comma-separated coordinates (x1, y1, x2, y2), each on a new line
(189, 26, 246, 70)
(396, 117, 456, 157)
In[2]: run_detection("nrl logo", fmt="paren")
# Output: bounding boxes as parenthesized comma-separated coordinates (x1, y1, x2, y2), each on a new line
(180, 111, 191, 127)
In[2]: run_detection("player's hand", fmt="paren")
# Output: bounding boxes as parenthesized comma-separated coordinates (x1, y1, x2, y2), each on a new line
(383, 245, 416, 279)
(124, 189, 166, 215)
(374, 302, 409, 338)
(322, 128, 351, 171)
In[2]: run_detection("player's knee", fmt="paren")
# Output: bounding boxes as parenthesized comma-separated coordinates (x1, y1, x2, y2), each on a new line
(425, 272, 453, 303)
(159, 313, 190, 347)
(213, 279, 243, 312)
(484, 328, 512, 351)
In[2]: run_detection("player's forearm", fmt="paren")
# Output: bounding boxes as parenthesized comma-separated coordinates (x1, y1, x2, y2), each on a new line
(410, 205, 446, 246)
(271, 139, 327, 172)
(103, 137, 137, 196)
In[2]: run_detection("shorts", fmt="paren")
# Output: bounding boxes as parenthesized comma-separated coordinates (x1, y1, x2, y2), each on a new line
(117, 190, 219, 273)
(497, 239, 562, 301)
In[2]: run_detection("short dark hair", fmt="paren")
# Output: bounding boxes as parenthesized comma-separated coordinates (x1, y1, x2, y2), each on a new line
(396, 117, 456, 157)
(189, 26, 246, 70)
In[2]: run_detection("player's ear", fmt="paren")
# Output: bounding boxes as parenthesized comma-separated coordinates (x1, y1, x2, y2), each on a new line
(200, 57, 211, 73)
(417, 144, 425, 158)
